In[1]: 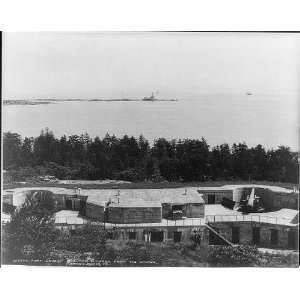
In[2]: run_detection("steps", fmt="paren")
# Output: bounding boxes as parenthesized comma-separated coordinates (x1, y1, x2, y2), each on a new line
(205, 223, 234, 247)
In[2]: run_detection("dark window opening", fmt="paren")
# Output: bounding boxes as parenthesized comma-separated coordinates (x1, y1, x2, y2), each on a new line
(252, 227, 260, 245)
(79, 200, 86, 215)
(172, 205, 184, 211)
(232, 227, 240, 244)
(151, 231, 164, 242)
(173, 231, 182, 243)
(66, 199, 73, 210)
(128, 231, 137, 240)
(270, 229, 278, 245)
(288, 231, 296, 249)
(172, 205, 184, 219)
(208, 194, 216, 204)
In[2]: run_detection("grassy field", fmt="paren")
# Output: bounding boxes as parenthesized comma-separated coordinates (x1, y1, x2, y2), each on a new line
(3, 180, 297, 190)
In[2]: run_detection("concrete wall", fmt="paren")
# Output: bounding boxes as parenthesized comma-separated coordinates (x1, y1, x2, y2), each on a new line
(199, 188, 298, 210)
(2, 193, 13, 205)
(162, 202, 205, 219)
(85, 202, 105, 221)
(199, 190, 233, 204)
(185, 203, 205, 218)
(207, 221, 298, 250)
(54, 221, 298, 250)
(107, 206, 162, 224)
(103, 226, 205, 244)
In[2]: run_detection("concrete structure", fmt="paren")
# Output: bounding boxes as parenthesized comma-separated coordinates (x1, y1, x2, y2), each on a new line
(198, 184, 298, 210)
(2, 184, 299, 250)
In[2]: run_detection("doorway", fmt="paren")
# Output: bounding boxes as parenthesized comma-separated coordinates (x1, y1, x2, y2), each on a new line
(270, 229, 278, 246)
(232, 227, 240, 244)
(208, 194, 216, 204)
(288, 231, 296, 249)
(66, 199, 73, 210)
(173, 231, 182, 243)
(151, 231, 164, 242)
(252, 227, 260, 245)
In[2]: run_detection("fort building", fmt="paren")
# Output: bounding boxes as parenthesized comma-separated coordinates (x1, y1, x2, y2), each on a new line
(2, 185, 299, 249)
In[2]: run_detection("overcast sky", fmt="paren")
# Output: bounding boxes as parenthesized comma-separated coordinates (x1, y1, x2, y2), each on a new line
(3, 32, 300, 99)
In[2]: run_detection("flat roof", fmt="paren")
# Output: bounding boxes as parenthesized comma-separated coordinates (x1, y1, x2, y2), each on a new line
(198, 184, 294, 194)
(205, 204, 298, 226)
(3, 187, 204, 207)
(87, 188, 204, 207)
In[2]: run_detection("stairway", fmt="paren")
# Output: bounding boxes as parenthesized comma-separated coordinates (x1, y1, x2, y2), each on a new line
(205, 223, 234, 247)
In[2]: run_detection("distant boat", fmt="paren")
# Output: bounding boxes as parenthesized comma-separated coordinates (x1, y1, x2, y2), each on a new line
(142, 92, 157, 101)
(246, 92, 253, 96)
(142, 92, 178, 102)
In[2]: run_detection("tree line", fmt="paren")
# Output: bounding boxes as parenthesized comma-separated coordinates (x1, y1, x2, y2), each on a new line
(3, 128, 299, 183)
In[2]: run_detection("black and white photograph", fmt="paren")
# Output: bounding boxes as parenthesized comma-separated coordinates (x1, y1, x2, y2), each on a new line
(1, 31, 299, 268)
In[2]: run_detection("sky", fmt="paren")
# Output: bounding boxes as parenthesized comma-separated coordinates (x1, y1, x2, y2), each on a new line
(2, 32, 299, 150)
(2, 32, 300, 99)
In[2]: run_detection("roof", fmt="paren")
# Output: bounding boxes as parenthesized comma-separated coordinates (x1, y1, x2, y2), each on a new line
(3, 187, 204, 208)
(223, 184, 294, 193)
(205, 204, 298, 226)
(87, 188, 204, 207)
(198, 184, 294, 194)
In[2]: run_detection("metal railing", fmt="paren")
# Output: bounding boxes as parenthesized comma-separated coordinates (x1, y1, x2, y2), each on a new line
(3, 213, 295, 227)
(205, 214, 293, 225)
(54, 216, 206, 227)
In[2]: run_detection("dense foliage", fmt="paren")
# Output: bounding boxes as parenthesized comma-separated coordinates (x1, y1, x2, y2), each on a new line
(3, 129, 298, 183)
(2, 192, 59, 263)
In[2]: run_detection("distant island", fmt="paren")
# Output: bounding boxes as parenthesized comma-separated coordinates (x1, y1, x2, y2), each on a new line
(4, 97, 179, 105)
(3, 100, 55, 106)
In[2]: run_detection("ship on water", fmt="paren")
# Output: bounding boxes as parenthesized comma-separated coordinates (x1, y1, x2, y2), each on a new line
(142, 92, 178, 102)
(142, 92, 157, 101)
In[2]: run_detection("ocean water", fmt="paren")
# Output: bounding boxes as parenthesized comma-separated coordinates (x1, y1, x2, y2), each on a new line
(2, 95, 298, 150)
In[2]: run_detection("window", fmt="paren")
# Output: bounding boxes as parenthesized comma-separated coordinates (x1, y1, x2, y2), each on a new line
(270, 229, 278, 245)
(208, 194, 216, 204)
(128, 231, 137, 240)
(252, 227, 260, 244)
(173, 231, 182, 243)
(231, 227, 240, 244)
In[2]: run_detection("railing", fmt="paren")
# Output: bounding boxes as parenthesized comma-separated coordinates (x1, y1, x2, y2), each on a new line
(54, 216, 206, 227)
(205, 214, 293, 225)
(3, 214, 295, 227)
